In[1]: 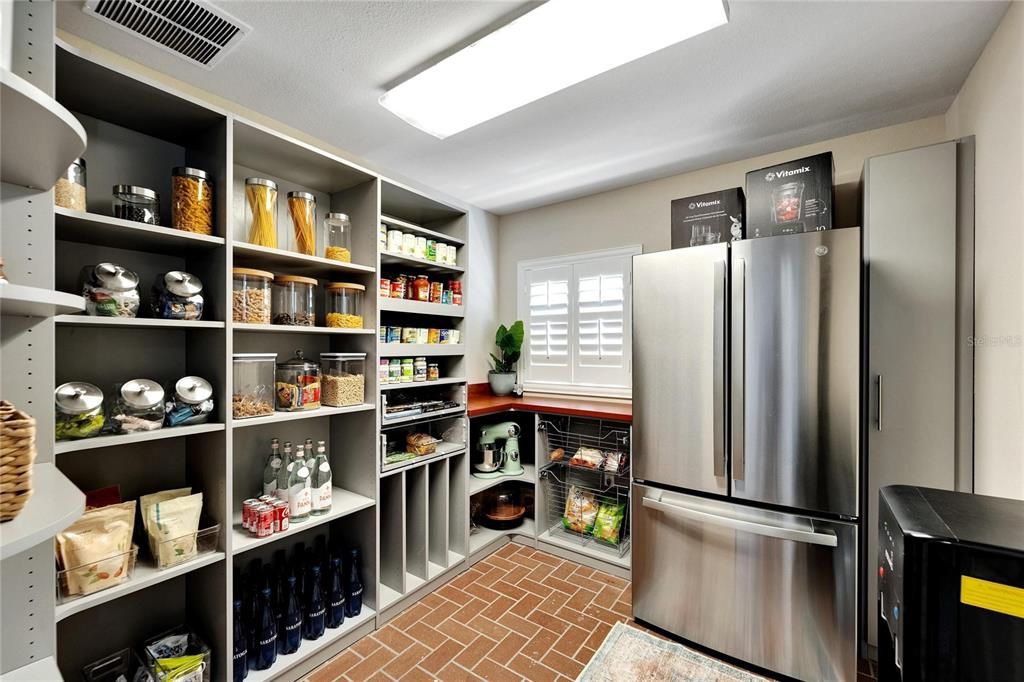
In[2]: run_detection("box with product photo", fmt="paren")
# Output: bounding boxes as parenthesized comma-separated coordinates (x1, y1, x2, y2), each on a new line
(671, 188, 745, 248)
(745, 152, 834, 238)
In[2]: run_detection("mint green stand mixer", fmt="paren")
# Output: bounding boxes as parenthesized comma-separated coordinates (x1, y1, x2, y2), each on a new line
(473, 421, 523, 479)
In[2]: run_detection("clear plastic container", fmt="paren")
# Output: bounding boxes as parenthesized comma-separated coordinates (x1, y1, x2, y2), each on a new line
(232, 267, 273, 324)
(82, 647, 154, 682)
(325, 282, 365, 328)
(112, 185, 160, 225)
(244, 177, 278, 247)
(324, 212, 352, 262)
(171, 167, 213, 235)
(287, 191, 316, 255)
(272, 275, 317, 326)
(55, 157, 86, 211)
(55, 381, 105, 440)
(320, 352, 366, 407)
(58, 546, 138, 603)
(82, 262, 140, 318)
(109, 378, 165, 434)
(232, 353, 276, 419)
(276, 350, 320, 411)
(143, 626, 211, 682)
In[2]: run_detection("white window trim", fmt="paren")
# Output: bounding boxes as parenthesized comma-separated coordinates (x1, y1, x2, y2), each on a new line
(517, 244, 641, 399)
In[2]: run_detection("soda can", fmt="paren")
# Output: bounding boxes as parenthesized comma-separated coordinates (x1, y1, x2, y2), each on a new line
(258, 494, 275, 503)
(255, 504, 275, 538)
(242, 499, 260, 532)
(272, 499, 290, 533)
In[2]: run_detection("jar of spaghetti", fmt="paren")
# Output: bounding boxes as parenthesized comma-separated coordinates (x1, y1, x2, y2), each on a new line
(244, 177, 278, 248)
(325, 282, 365, 328)
(323, 212, 352, 262)
(171, 167, 213, 235)
(272, 275, 317, 326)
(287, 191, 316, 255)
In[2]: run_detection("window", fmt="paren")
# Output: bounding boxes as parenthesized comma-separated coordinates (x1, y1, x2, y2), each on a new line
(517, 245, 640, 397)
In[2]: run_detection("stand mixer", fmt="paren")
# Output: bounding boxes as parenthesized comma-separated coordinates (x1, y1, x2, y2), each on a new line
(473, 421, 524, 479)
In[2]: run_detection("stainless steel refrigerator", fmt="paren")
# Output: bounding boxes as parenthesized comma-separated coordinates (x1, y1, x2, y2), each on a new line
(631, 228, 861, 682)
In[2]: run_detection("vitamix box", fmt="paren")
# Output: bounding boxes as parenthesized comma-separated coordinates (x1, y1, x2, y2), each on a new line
(670, 188, 745, 248)
(745, 152, 834, 238)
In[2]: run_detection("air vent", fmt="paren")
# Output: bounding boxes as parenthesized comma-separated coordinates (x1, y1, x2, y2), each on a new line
(83, 0, 250, 69)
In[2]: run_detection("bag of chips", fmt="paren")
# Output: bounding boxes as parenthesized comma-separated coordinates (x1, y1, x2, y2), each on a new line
(593, 501, 626, 545)
(562, 485, 598, 534)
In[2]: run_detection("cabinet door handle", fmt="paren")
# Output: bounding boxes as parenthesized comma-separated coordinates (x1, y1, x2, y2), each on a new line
(712, 258, 726, 477)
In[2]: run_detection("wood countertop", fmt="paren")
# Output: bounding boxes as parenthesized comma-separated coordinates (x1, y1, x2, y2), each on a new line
(467, 384, 632, 421)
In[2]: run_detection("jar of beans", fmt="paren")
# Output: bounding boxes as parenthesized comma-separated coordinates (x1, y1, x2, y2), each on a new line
(113, 185, 160, 225)
(232, 268, 273, 324)
(325, 282, 365, 328)
(272, 275, 317, 326)
(171, 167, 213, 235)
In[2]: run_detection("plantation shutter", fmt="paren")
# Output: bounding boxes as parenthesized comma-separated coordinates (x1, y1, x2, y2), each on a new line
(523, 263, 572, 386)
(573, 255, 631, 388)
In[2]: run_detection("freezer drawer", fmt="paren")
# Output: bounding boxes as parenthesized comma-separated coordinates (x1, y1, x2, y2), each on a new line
(632, 485, 857, 682)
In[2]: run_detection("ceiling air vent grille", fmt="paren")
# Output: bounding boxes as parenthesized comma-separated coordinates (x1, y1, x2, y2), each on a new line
(83, 0, 250, 69)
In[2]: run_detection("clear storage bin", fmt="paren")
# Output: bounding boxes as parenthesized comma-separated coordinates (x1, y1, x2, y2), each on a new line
(152, 271, 203, 320)
(320, 353, 366, 407)
(276, 349, 320, 411)
(83, 262, 140, 318)
(83, 647, 154, 682)
(55, 157, 86, 211)
(232, 353, 276, 419)
(232, 267, 273, 324)
(272, 275, 317, 326)
(171, 167, 213, 235)
(143, 626, 211, 682)
(55, 381, 105, 440)
(244, 177, 278, 248)
(113, 185, 160, 225)
(325, 282, 364, 328)
(287, 191, 316, 255)
(153, 522, 220, 569)
(110, 378, 165, 434)
(58, 545, 138, 602)
(324, 212, 352, 262)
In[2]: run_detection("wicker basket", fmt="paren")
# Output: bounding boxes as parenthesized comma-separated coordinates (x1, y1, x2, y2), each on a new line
(0, 401, 37, 522)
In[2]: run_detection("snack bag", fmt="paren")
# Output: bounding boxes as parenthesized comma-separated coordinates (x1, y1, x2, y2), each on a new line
(562, 485, 597, 534)
(593, 501, 626, 545)
(147, 492, 203, 568)
(56, 501, 136, 596)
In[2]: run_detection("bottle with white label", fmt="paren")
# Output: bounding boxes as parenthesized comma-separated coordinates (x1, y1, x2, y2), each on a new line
(304, 438, 316, 471)
(275, 441, 294, 504)
(262, 438, 282, 496)
(311, 440, 332, 515)
(288, 444, 312, 522)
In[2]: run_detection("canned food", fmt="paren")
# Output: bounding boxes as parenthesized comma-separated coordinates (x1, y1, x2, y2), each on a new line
(430, 282, 443, 303)
(242, 499, 260, 531)
(390, 275, 406, 299)
(428, 328, 440, 344)
(402, 233, 416, 255)
(387, 229, 403, 252)
(380, 278, 391, 297)
(439, 328, 451, 344)
(426, 240, 436, 261)
(272, 499, 290, 532)
(255, 504, 274, 537)
(402, 327, 418, 344)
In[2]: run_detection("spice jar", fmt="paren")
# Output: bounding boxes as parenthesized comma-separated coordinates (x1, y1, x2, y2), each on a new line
(232, 268, 273, 324)
(233, 353, 276, 419)
(427, 363, 440, 381)
(82, 262, 140, 318)
(112, 185, 160, 225)
(272, 275, 317, 326)
(110, 378, 165, 434)
(276, 350, 320, 411)
(324, 213, 352, 262)
(320, 353, 366, 407)
(165, 376, 214, 426)
(414, 357, 427, 382)
(287, 191, 316, 255)
(244, 177, 278, 248)
(55, 381, 105, 440)
(325, 282, 365, 328)
(413, 275, 430, 302)
(171, 167, 213, 235)
(55, 158, 87, 211)
(152, 271, 204, 320)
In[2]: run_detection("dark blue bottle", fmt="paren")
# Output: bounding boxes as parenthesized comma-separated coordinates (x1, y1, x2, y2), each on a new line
(326, 556, 345, 629)
(304, 564, 326, 640)
(233, 597, 248, 681)
(279, 574, 303, 654)
(252, 586, 277, 671)
(345, 548, 363, 617)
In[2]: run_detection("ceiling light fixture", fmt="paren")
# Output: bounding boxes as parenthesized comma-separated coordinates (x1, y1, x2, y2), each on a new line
(379, 0, 730, 139)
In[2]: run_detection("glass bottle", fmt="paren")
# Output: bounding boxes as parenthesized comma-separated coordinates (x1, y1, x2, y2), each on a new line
(345, 548, 364, 617)
(311, 441, 332, 515)
(304, 564, 326, 640)
(275, 442, 294, 504)
(233, 597, 248, 682)
(262, 438, 281, 496)
(288, 446, 312, 522)
(304, 439, 316, 471)
(252, 586, 277, 671)
(279, 574, 302, 655)
(326, 555, 346, 629)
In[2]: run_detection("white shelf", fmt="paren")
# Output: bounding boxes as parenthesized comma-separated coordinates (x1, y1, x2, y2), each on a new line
(232, 403, 375, 429)
(381, 405, 466, 428)
(378, 298, 464, 318)
(380, 215, 466, 246)
(243, 605, 376, 682)
(381, 442, 466, 476)
(0, 656, 63, 681)
(379, 377, 466, 392)
(378, 344, 464, 357)
(1, 68, 87, 190)
(469, 464, 536, 496)
(55, 207, 225, 251)
(55, 423, 225, 454)
(538, 528, 631, 569)
(379, 251, 464, 274)
(232, 488, 375, 555)
(233, 323, 375, 335)
(55, 551, 225, 621)
(234, 243, 375, 277)
(405, 571, 426, 593)
(378, 583, 403, 610)
(469, 518, 535, 556)
(55, 315, 224, 329)
(0, 284, 84, 318)
(0, 465, 84, 560)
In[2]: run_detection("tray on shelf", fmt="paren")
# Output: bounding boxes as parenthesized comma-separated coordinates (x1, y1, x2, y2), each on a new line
(57, 546, 139, 604)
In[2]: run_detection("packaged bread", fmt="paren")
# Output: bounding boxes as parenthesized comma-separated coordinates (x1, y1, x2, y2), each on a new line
(56, 501, 136, 596)
(548, 448, 565, 462)
(147, 492, 203, 568)
(570, 447, 604, 469)
(405, 432, 438, 456)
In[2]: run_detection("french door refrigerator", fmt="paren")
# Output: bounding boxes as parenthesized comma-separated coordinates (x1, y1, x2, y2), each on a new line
(631, 228, 861, 682)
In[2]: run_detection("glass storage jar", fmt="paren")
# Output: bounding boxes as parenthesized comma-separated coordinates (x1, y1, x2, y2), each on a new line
(413, 275, 430, 302)
(171, 167, 213, 235)
(232, 353, 276, 419)
(244, 177, 278, 248)
(82, 262, 140, 318)
(55, 158, 87, 211)
(110, 378, 165, 434)
(287, 191, 316, 255)
(55, 381, 105, 440)
(232, 268, 273, 324)
(323, 212, 352, 262)
(272, 275, 317, 326)
(320, 353, 366, 407)
(112, 185, 160, 225)
(325, 282, 365, 328)
(152, 271, 204, 320)
(276, 350, 321, 411)
(165, 376, 214, 426)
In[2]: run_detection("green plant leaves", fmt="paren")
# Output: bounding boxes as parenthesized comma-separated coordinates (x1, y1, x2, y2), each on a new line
(491, 320, 524, 373)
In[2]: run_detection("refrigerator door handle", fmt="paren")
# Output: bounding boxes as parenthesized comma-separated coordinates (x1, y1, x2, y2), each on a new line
(641, 495, 838, 548)
(732, 256, 746, 481)
(713, 258, 726, 478)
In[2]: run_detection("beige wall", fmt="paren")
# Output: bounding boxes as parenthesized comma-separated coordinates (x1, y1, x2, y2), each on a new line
(945, 2, 1024, 501)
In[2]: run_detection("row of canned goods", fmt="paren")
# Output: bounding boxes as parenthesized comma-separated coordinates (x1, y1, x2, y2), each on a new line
(242, 496, 290, 537)
(379, 326, 461, 345)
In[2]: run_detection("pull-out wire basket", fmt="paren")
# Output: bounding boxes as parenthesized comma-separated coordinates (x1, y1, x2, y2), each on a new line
(538, 417, 630, 477)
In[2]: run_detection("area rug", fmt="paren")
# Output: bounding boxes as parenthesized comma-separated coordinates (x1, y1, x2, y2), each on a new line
(578, 622, 771, 681)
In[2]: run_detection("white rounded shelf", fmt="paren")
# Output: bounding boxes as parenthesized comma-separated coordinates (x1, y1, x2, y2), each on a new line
(0, 283, 85, 318)
(0, 464, 85, 560)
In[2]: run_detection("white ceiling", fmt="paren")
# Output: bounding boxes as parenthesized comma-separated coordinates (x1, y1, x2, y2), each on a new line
(57, 1, 1009, 215)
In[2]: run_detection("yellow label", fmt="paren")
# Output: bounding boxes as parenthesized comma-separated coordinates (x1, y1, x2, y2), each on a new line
(961, 576, 1024, 619)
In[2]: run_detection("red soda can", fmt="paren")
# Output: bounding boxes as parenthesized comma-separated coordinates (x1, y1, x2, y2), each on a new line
(255, 504, 274, 538)
(258, 494, 275, 504)
(242, 499, 259, 532)
(272, 499, 290, 532)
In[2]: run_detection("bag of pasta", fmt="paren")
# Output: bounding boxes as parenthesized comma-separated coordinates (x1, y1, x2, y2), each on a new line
(56, 501, 136, 596)
(146, 492, 203, 568)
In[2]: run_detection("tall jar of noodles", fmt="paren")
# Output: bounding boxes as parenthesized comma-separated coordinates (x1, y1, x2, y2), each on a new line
(244, 177, 278, 248)
(287, 191, 317, 255)
(171, 167, 213, 235)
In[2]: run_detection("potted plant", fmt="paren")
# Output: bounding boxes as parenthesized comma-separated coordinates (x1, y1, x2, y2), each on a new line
(488, 321, 524, 396)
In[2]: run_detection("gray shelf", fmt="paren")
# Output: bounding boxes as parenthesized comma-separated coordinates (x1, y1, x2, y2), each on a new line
(233, 323, 374, 336)
(378, 344, 465, 357)
(380, 251, 464, 274)
(379, 377, 466, 392)
(233, 242, 375, 278)
(54, 423, 225, 455)
(381, 405, 467, 428)
(469, 463, 536, 496)
(378, 298, 464, 318)
(55, 207, 225, 252)
(231, 488, 375, 555)
(380, 215, 465, 246)
(0, 465, 84, 560)
(56, 315, 224, 329)
(0, 284, 84, 318)
(232, 403, 375, 429)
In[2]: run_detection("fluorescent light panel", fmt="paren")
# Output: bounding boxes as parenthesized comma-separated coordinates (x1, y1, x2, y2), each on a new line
(380, 0, 729, 139)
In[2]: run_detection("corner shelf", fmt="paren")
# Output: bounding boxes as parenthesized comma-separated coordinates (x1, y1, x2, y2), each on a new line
(469, 518, 535, 556)
(378, 298, 464, 318)
(0, 284, 84, 318)
(378, 344, 465, 357)
(469, 464, 536, 496)
(231, 404, 375, 429)
(55, 315, 224, 330)
(380, 215, 465, 247)
(0, 464, 84, 560)
(379, 251, 464, 274)
(231, 488, 375, 555)
(55, 423, 225, 455)
(55, 207, 225, 252)
(379, 377, 466, 392)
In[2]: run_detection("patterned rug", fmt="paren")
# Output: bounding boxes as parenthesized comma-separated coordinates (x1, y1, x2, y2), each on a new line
(579, 622, 771, 681)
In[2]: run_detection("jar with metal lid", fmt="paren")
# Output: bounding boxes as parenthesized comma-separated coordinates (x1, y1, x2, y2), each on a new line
(244, 177, 278, 248)
(152, 271, 204, 320)
(286, 191, 316, 255)
(112, 185, 160, 225)
(82, 262, 140, 317)
(320, 353, 366, 407)
(233, 353, 276, 418)
(165, 376, 214, 426)
(55, 382, 105, 440)
(110, 378, 165, 434)
(273, 275, 317, 326)
(232, 268, 273, 324)
(276, 350, 321, 411)
(55, 158, 87, 211)
(171, 167, 213, 235)
(325, 282, 365, 328)
(323, 213, 352, 262)
(427, 363, 440, 382)
(413, 275, 430, 302)
(414, 357, 427, 382)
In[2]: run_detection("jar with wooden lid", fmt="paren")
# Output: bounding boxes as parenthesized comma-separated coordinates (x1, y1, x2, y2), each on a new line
(273, 275, 317, 326)
(287, 191, 316, 255)
(244, 177, 278, 247)
(171, 167, 213, 235)
(323, 213, 352, 262)
(232, 268, 273, 324)
(55, 158, 87, 211)
(325, 282, 365, 328)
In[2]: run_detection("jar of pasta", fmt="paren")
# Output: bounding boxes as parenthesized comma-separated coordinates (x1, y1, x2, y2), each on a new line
(325, 282, 365, 328)
(232, 268, 273, 324)
(324, 212, 352, 262)
(287, 191, 316, 255)
(171, 167, 213, 235)
(244, 177, 278, 248)
(272, 275, 317, 326)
